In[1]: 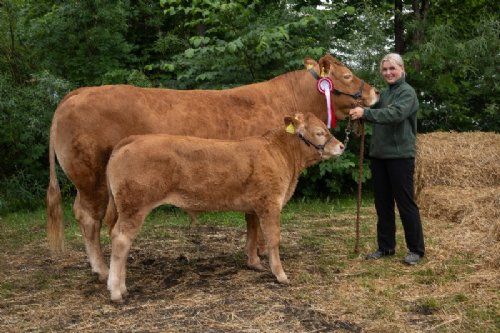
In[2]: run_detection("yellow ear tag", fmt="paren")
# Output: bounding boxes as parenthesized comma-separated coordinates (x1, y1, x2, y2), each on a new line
(320, 68, 326, 77)
(306, 64, 314, 70)
(285, 123, 296, 134)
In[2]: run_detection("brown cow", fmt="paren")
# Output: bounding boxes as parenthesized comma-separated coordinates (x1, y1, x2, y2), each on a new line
(106, 113, 344, 302)
(46, 55, 378, 281)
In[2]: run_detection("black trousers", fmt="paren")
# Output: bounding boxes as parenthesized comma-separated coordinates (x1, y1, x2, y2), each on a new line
(370, 158, 425, 256)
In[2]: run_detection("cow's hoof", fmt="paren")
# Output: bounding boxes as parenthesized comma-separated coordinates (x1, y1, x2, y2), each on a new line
(257, 247, 268, 257)
(98, 272, 109, 283)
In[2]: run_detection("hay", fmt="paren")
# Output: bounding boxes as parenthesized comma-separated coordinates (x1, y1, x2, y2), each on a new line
(415, 131, 500, 267)
(415, 131, 500, 192)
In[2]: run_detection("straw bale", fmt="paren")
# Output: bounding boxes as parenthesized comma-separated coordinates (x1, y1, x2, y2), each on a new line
(417, 185, 500, 238)
(415, 131, 500, 267)
(415, 131, 500, 195)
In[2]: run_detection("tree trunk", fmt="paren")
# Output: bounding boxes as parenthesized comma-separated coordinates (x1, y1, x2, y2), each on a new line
(411, 0, 430, 72)
(394, 0, 405, 54)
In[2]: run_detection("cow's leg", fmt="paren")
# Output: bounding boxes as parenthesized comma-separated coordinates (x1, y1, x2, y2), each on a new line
(73, 192, 108, 281)
(256, 227, 268, 256)
(186, 210, 198, 228)
(245, 213, 265, 271)
(108, 214, 142, 303)
(258, 208, 289, 284)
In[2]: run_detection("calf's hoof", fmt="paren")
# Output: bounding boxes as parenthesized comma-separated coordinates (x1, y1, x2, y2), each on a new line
(110, 291, 124, 303)
(119, 288, 129, 298)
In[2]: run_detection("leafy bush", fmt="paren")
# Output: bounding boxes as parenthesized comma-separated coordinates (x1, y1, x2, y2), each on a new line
(102, 69, 153, 87)
(297, 123, 372, 198)
(0, 72, 72, 213)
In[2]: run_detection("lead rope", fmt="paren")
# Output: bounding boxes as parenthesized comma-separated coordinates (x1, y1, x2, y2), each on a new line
(341, 117, 364, 254)
(354, 120, 365, 254)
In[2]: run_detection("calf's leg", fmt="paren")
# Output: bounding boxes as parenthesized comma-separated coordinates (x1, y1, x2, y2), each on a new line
(258, 209, 289, 284)
(108, 215, 142, 303)
(245, 213, 265, 271)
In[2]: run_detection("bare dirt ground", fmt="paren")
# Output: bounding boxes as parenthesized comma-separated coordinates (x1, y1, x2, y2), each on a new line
(0, 204, 498, 332)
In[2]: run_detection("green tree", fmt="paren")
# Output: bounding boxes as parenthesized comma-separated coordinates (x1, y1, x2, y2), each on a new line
(23, 0, 133, 86)
(0, 0, 33, 84)
(153, 0, 342, 88)
(407, 15, 499, 131)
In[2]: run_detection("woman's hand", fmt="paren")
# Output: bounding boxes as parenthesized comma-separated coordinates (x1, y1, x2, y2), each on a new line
(349, 107, 364, 120)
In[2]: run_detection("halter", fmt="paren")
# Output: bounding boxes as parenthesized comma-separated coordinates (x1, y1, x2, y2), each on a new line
(308, 68, 365, 99)
(298, 132, 335, 155)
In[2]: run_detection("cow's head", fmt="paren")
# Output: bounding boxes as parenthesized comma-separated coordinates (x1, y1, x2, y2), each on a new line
(304, 54, 379, 120)
(285, 112, 344, 159)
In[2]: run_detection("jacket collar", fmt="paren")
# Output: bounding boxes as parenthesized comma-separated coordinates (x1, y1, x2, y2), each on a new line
(389, 75, 405, 90)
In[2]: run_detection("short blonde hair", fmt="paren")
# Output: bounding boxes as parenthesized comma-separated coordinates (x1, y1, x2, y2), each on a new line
(380, 53, 405, 73)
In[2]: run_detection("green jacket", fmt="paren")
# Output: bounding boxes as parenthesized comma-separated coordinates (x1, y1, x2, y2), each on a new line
(363, 76, 419, 159)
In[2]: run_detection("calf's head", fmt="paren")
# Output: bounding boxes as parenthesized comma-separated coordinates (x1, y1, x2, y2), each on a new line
(285, 113, 344, 159)
(304, 54, 379, 120)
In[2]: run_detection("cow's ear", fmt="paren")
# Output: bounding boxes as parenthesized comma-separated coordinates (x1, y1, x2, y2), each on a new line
(304, 57, 317, 70)
(318, 56, 332, 77)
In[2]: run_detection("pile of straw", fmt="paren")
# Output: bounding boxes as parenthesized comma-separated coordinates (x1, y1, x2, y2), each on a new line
(415, 131, 500, 266)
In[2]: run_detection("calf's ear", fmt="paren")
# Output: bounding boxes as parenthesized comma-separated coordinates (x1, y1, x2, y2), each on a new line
(293, 113, 305, 125)
(284, 116, 296, 134)
(284, 116, 294, 126)
(284, 113, 305, 134)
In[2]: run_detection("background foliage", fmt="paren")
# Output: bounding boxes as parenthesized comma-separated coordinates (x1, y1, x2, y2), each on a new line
(0, 0, 498, 213)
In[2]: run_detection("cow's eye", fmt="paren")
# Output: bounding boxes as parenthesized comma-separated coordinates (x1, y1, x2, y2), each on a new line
(343, 74, 352, 80)
(316, 131, 325, 136)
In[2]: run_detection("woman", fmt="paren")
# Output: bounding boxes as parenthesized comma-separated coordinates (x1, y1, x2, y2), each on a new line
(349, 53, 425, 265)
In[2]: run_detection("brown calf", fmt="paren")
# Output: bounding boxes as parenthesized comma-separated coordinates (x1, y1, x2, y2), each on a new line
(105, 113, 344, 302)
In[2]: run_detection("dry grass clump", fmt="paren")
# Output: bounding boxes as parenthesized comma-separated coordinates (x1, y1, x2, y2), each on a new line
(415, 131, 500, 267)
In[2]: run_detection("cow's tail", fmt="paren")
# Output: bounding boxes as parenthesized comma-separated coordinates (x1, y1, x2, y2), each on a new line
(46, 121, 65, 254)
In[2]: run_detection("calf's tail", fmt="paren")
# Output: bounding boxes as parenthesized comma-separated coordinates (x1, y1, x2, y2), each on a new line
(103, 191, 118, 235)
(46, 122, 65, 254)
(103, 159, 119, 234)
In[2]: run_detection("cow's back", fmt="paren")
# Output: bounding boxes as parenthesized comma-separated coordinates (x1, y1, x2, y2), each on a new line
(54, 84, 284, 143)
(52, 84, 289, 189)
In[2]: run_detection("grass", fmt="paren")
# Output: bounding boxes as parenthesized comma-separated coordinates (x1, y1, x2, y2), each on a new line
(0, 197, 498, 332)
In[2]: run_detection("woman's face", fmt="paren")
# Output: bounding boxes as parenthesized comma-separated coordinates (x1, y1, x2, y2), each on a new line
(381, 61, 404, 84)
